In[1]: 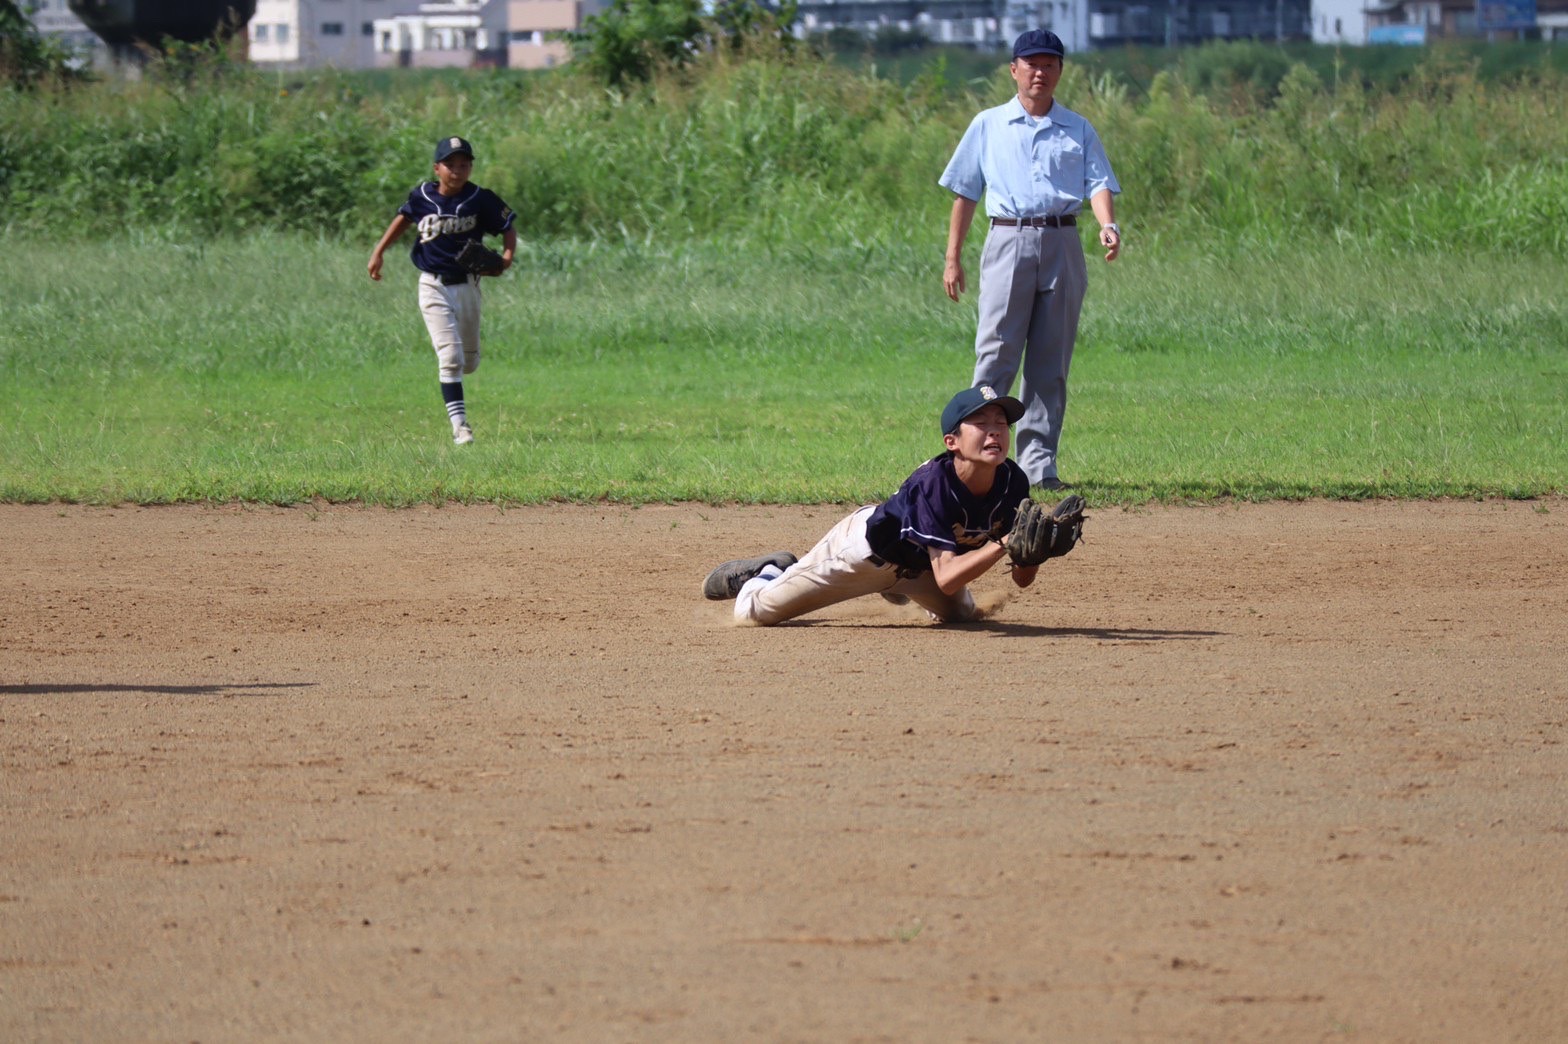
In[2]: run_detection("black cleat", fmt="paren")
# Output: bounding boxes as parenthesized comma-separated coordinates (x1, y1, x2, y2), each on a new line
(703, 552, 797, 600)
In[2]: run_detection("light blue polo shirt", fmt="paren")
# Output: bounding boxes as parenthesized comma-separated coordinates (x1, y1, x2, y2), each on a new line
(939, 96, 1120, 219)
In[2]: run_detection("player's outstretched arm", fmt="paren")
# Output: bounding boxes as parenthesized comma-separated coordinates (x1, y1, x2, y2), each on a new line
(927, 542, 1009, 596)
(368, 214, 413, 281)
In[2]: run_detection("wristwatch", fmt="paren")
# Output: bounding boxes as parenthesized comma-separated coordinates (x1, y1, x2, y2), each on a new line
(1103, 222, 1121, 238)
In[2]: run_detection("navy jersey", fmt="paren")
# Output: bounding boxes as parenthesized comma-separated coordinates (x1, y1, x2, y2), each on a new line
(397, 182, 515, 277)
(864, 454, 1032, 573)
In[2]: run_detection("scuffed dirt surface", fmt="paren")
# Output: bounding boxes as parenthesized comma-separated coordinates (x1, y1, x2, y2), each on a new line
(3, 500, 1566, 1041)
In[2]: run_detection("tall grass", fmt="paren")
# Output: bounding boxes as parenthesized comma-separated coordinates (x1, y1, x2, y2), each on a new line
(4, 47, 1563, 504)
(2, 43, 1563, 252)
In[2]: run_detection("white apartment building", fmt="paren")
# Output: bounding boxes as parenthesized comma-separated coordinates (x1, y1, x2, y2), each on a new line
(1311, 0, 1369, 42)
(245, 0, 598, 69)
(371, 0, 508, 67)
(370, 0, 600, 70)
(250, 0, 430, 67)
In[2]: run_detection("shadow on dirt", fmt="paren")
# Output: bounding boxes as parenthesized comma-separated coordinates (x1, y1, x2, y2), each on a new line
(775, 622, 1225, 640)
(0, 682, 318, 696)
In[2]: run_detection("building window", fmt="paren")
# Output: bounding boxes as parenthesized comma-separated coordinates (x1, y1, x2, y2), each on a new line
(362, 22, 374, 35)
(322, 22, 345, 35)
(277, 24, 290, 43)
(254, 24, 270, 41)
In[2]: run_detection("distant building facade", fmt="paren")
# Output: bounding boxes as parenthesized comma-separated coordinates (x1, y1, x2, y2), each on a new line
(242, 0, 599, 70)
(792, 0, 1314, 50)
(371, 0, 508, 68)
(367, 0, 603, 69)
(506, 0, 598, 68)
(1311, 0, 1368, 42)
(249, 0, 426, 67)
(1364, 0, 1566, 39)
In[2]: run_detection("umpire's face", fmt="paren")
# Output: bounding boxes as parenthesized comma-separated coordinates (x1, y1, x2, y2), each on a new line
(1010, 54, 1063, 109)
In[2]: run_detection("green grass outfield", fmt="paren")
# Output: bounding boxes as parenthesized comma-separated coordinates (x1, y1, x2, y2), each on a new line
(2, 234, 1563, 506)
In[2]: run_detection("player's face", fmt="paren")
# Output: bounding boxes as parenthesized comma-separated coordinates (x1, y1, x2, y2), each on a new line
(434, 154, 473, 193)
(947, 404, 1011, 464)
(1010, 54, 1062, 107)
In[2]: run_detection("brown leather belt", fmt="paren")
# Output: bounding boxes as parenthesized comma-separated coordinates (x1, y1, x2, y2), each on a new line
(991, 215, 1076, 228)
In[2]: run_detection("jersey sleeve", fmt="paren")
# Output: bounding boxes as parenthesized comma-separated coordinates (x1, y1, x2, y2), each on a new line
(480, 190, 516, 235)
(395, 185, 423, 223)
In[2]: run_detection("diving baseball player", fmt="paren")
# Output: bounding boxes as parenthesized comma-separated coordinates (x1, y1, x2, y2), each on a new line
(368, 136, 517, 445)
(703, 386, 1086, 625)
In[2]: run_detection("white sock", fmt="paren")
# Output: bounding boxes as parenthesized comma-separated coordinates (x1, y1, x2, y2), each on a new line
(734, 566, 783, 620)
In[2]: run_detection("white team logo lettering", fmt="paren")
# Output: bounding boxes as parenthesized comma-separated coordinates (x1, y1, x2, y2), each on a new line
(449, 137, 462, 150)
(417, 213, 479, 242)
(979, 385, 997, 400)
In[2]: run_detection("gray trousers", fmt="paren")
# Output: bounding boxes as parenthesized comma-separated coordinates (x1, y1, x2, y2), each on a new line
(973, 224, 1088, 484)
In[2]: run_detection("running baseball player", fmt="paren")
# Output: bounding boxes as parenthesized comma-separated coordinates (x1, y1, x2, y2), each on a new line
(703, 386, 1086, 626)
(368, 136, 517, 445)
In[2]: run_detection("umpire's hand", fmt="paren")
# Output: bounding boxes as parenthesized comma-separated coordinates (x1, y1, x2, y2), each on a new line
(944, 258, 966, 302)
(1100, 225, 1122, 262)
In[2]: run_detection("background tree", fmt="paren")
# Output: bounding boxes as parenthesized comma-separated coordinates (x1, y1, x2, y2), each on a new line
(571, 0, 797, 87)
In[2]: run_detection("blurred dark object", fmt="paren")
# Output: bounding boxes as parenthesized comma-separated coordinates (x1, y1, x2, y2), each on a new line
(67, 0, 256, 56)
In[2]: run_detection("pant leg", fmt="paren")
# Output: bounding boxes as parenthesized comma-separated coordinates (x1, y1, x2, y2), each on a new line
(457, 280, 482, 375)
(972, 225, 1041, 396)
(1014, 227, 1088, 483)
(418, 275, 469, 382)
(739, 507, 902, 626)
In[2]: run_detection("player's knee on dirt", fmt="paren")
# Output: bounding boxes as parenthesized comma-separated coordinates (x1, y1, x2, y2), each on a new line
(914, 587, 977, 625)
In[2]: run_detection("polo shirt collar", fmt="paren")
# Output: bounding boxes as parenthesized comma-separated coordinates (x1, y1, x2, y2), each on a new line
(1006, 96, 1063, 126)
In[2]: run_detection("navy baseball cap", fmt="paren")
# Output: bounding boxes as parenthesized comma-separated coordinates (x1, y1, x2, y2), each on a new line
(942, 385, 1025, 436)
(434, 136, 474, 163)
(1012, 29, 1065, 59)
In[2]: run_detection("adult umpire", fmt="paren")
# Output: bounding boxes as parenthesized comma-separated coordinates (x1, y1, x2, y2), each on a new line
(939, 29, 1121, 492)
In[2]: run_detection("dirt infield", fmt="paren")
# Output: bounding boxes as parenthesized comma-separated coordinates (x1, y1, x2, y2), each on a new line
(3, 500, 1565, 1041)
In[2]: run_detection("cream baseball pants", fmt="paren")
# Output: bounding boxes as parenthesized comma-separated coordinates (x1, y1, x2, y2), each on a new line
(418, 272, 482, 382)
(736, 506, 978, 626)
